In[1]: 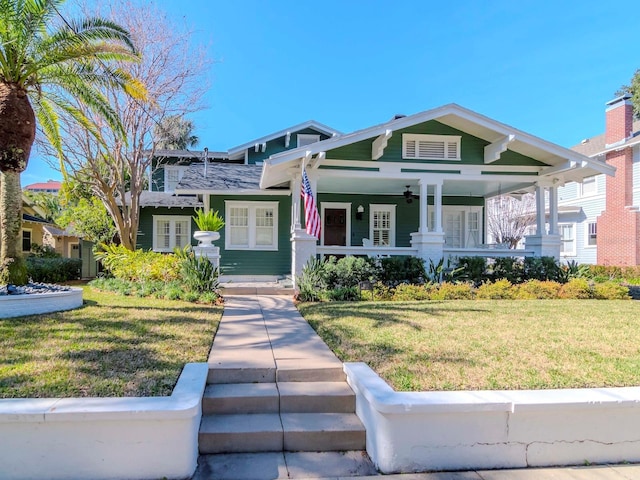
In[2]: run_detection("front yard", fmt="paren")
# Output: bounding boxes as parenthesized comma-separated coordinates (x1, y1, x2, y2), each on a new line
(0, 287, 222, 398)
(299, 299, 640, 391)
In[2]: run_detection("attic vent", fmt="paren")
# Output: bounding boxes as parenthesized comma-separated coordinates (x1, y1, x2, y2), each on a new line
(403, 134, 461, 160)
(392, 114, 406, 121)
(581, 138, 590, 144)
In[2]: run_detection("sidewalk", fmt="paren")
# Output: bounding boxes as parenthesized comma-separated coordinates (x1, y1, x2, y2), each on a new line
(195, 294, 640, 480)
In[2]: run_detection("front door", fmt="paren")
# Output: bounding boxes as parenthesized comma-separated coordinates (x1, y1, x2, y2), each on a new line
(324, 208, 346, 246)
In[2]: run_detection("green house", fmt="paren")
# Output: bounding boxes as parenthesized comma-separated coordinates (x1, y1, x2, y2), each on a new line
(136, 105, 613, 285)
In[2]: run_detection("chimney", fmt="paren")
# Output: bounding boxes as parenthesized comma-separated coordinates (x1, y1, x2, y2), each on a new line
(605, 93, 633, 145)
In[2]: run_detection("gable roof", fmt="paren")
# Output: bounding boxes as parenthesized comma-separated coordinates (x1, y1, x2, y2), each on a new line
(261, 103, 615, 190)
(571, 120, 640, 157)
(176, 162, 264, 193)
(228, 120, 340, 157)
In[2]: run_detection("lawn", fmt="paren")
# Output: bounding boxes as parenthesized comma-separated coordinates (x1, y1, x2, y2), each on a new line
(0, 287, 222, 398)
(299, 300, 640, 391)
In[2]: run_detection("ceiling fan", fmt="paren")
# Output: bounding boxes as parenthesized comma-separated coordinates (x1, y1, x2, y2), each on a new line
(403, 185, 418, 204)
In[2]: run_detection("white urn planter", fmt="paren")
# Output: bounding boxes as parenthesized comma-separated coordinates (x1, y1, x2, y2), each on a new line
(193, 230, 220, 247)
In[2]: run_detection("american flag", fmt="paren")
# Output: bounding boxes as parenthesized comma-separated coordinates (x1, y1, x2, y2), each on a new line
(301, 168, 321, 239)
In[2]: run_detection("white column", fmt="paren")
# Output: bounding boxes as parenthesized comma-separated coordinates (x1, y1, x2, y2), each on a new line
(548, 186, 558, 235)
(434, 182, 443, 233)
(291, 175, 301, 231)
(419, 180, 428, 234)
(535, 185, 546, 235)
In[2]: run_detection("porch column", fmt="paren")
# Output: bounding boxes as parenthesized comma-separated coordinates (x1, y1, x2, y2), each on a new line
(434, 182, 443, 233)
(291, 175, 302, 231)
(418, 180, 428, 234)
(548, 185, 558, 235)
(291, 170, 318, 289)
(535, 185, 546, 235)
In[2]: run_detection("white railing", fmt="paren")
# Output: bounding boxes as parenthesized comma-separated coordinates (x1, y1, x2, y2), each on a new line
(444, 247, 535, 259)
(317, 246, 418, 258)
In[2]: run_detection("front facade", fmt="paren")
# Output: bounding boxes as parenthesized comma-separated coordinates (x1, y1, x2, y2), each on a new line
(138, 105, 612, 280)
(557, 95, 640, 265)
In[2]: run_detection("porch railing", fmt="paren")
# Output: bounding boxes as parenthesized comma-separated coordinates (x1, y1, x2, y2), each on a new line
(317, 245, 536, 259)
(444, 247, 535, 259)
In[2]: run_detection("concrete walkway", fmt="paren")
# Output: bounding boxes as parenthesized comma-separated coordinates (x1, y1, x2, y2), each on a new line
(194, 294, 640, 480)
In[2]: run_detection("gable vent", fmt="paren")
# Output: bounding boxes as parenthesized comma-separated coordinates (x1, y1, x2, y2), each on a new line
(403, 134, 461, 160)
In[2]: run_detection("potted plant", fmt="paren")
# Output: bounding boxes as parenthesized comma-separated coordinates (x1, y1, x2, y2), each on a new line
(193, 208, 225, 246)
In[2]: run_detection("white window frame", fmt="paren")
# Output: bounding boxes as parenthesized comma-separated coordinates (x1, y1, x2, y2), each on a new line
(297, 134, 321, 147)
(580, 175, 597, 197)
(164, 165, 189, 193)
(585, 221, 597, 248)
(21, 228, 32, 252)
(152, 215, 191, 252)
(224, 201, 278, 251)
(320, 202, 352, 247)
(559, 223, 576, 256)
(440, 206, 483, 248)
(369, 204, 396, 247)
(402, 134, 461, 161)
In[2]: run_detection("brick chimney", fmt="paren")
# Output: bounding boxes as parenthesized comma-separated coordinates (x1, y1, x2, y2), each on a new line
(597, 94, 640, 265)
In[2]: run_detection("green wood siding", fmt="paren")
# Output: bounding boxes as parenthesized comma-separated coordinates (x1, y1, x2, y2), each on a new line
(326, 120, 546, 167)
(210, 194, 291, 276)
(137, 207, 199, 250)
(247, 128, 332, 164)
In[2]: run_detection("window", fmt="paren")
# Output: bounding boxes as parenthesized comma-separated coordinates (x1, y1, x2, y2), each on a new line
(153, 215, 191, 252)
(467, 211, 480, 247)
(22, 229, 32, 252)
(586, 221, 597, 247)
(297, 134, 320, 147)
(581, 176, 597, 197)
(225, 201, 278, 250)
(402, 134, 461, 160)
(164, 166, 188, 192)
(370, 205, 396, 247)
(559, 223, 576, 256)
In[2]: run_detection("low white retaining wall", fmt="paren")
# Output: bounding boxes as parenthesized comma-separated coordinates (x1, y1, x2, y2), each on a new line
(345, 362, 640, 473)
(0, 362, 208, 480)
(0, 287, 83, 318)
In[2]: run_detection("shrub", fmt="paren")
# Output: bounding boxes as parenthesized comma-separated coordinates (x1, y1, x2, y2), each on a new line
(326, 286, 361, 301)
(476, 279, 515, 299)
(26, 257, 82, 283)
(592, 282, 630, 300)
(372, 281, 394, 301)
(323, 255, 375, 289)
(391, 283, 430, 301)
(174, 246, 220, 294)
(193, 208, 224, 231)
(558, 278, 593, 299)
(377, 256, 425, 285)
(296, 257, 326, 302)
(523, 256, 563, 283)
(453, 256, 487, 285)
(96, 244, 181, 282)
(30, 244, 60, 258)
(516, 280, 562, 299)
(491, 257, 523, 284)
(431, 282, 475, 300)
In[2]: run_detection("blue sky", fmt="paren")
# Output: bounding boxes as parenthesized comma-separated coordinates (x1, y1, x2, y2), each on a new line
(22, 0, 640, 185)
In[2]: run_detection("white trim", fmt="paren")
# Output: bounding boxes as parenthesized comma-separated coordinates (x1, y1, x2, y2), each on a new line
(559, 222, 576, 257)
(224, 201, 279, 251)
(297, 134, 320, 147)
(402, 134, 461, 161)
(152, 215, 192, 252)
(369, 204, 396, 247)
(176, 188, 290, 196)
(320, 202, 352, 247)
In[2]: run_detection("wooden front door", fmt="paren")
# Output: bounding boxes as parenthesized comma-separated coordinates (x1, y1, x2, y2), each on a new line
(324, 208, 347, 246)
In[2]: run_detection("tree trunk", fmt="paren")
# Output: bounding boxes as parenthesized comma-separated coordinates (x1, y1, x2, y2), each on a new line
(0, 82, 36, 285)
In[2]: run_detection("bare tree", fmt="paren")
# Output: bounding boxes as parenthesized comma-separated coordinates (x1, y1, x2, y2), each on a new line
(52, 0, 210, 249)
(486, 194, 537, 248)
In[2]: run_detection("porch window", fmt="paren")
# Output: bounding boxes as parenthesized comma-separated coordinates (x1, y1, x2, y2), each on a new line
(225, 201, 278, 250)
(586, 221, 597, 247)
(559, 223, 576, 256)
(370, 205, 396, 247)
(298, 134, 320, 147)
(467, 211, 480, 247)
(153, 215, 191, 252)
(22, 229, 32, 253)
(164, 166, 188, 192)
(402, 134, 461, 160)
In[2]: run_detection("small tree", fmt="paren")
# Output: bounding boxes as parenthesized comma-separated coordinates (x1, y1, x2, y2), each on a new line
(616, 69, 640, 118)
(486, 194, 536, 248)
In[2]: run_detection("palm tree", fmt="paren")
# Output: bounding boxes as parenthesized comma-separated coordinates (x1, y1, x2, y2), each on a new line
(0, 0, 141, 284)
(154, 115, 199, 150)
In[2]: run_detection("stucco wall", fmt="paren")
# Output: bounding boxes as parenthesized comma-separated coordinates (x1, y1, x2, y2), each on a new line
(345, 362, 640, 473)
(0, 363, 208, 480)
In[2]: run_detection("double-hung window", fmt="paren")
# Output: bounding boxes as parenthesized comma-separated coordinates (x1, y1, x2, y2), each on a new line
(22, 229, 32, 252)
(581, 176, 597, 197)
(586, 221, 597, 247)
(370, 205, 396, 247)
(164, 166, 188, 192)
(225, 201, 278, 250)
(153, 215, 191, 252)
(559, 223, 576, 256)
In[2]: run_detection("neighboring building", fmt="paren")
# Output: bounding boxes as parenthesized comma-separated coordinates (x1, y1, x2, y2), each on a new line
(558, 94, 640, 265)
(23, 180, 62, 194)
(134, 105, 612, 282)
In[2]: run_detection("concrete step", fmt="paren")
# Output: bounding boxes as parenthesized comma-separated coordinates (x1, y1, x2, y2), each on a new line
(275, 363, 346, 382)
(207, 367, 276, 384)
(203, 383, 279, 415)
(281, 413, 366, 452)
(199, 414, 283, 454)
(278, 381, 356, 413)
(221, 286, 294, 295)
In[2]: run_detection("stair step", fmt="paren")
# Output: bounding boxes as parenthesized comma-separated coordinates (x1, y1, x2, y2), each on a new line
(278, 382, 355, 413)
(275, 363, 346, 382)
(203, 383, 279, 414)
(281, 413, 366, 452)
(199, 414, 283, 454)
(207, 367, 276, 384)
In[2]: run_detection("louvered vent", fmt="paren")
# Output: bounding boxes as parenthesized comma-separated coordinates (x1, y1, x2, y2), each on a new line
(402, 134, 461, 160)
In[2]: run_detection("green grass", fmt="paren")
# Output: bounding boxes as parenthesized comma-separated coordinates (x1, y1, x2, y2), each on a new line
(0, 287, 222, 398)
(299, 300, 640, 392)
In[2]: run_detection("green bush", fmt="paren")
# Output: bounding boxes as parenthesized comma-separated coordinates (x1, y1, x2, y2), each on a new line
(515, 280, 562, 299)
(431, 282, 475, 300)
(476, 279, 515, 299)
(453, 256, 487, 285)
(391, 283, 430, 301)
(96, 244, 181, 282)
(372, 281, 394, 301)
(325, 286, 361, 301)
(491, 257, 523, 284)
(296, 257, 326, 302)
(377, 256, 426, 285)
(592, 282, 630, 300)
(26, 257, 82, 283)
(174, 246, 220, 294)
(558, 278, 593, 299)
(323, 255, 375, 289)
